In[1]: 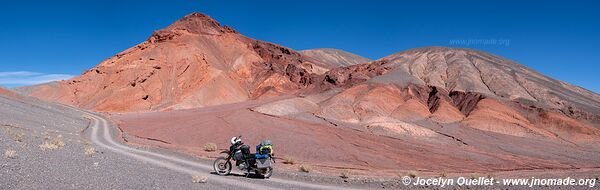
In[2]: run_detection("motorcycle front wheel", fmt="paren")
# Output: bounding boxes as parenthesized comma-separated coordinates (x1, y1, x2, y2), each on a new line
(259, 167, 273, 178)
(213, 157, 232, 176)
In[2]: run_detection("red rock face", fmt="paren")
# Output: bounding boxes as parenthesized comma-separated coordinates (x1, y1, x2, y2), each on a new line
(20, 13, 328, 112)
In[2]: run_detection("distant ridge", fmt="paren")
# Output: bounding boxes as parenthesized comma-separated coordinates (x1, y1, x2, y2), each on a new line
(300, 48, 371, 67)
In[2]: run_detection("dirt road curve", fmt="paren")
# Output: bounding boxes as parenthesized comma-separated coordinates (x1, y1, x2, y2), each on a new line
(0, 94, 370, 189)
(86, 113, 365, 190)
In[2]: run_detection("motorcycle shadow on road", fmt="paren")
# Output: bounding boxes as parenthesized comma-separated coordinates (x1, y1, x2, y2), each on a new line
(209, 171, 267, 179)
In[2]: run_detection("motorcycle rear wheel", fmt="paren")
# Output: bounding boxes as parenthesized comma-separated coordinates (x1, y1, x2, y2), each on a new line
(213, 157, 232, 176)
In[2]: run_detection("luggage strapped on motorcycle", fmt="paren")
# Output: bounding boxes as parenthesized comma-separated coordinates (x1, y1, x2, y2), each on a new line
(255, 140, 273, 159)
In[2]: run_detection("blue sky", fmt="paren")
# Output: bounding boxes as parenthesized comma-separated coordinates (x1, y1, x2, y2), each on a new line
(0, 0, 598, 93)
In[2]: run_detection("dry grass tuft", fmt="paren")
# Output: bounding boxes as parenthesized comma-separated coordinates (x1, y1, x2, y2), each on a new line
(4, 150, 17, 159)
(340, 170, 351, 179)
(299, 164, 312, 173)
(192, 175, 208, 183)
(40, 136, 66, 150)
(203, 143, 217, 152)
(52, 136, 65, 147)
(14, 133, 24, 142)
(40, 141, 59, 150)
(407, 171, 417, 178)
(283, 156, 296, 165)
(82, 115, 93, 120)
(84, 146, 96, 156)
(470, 174, 479, 179)
(439, 171, 448, 178)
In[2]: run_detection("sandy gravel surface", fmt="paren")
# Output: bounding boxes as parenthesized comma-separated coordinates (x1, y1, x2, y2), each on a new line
(0, 95, 239, 189)
(0, 95, 377, 190)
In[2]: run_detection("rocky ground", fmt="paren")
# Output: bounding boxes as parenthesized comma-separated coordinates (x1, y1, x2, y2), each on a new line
(114, 96, 600, 177)
(0, 92, 395, 189)
(0, 95, 224, 189)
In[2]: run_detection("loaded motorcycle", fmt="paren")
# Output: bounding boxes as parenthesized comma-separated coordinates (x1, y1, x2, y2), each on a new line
(213, 136, 274, 178)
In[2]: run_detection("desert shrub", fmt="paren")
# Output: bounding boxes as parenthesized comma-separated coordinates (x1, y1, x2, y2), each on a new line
(192, 175, 208, 183)
(40, 136, 65, 150)
(340, 170, 351, 179)
(4, 150, 17, 159)
(52, 136, 65, 147)
(299, 164, 312, 173)
(283, 156, 296, 165)
(40, 141, 58, 150)
(470, 174, 479, 179)
(14, 133, 24, 142)
(439, 171, 447, 178)
(203, 143, 217, 152)
(82, 115, 93, 120)
(84, 146, 96, 156)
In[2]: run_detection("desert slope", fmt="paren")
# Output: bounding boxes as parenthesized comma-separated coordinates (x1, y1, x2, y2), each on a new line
(306, 47, 600, 124)
(300, 48, 371, 67)
(252, 46, 600, 158)
(0, 87, 22, 99)
(115, 94, 600, 175)
(0, 88, 217, 189)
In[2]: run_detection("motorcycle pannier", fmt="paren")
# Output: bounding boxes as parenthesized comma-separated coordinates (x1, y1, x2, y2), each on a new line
(256, 158, 272, 169)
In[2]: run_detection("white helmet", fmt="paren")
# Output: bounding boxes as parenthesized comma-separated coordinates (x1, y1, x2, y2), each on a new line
(230, 136, 241, 145)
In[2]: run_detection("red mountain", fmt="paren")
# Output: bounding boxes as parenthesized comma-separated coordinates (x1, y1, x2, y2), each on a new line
(19, 13, 333, 112)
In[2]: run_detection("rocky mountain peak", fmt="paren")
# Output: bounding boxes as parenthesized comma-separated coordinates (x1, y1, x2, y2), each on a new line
(175, 12, 237, 33)
(148, 12, 237, 43)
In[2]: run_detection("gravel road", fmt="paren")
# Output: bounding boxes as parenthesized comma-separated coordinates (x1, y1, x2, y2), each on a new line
(0, 94, 368, 190)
